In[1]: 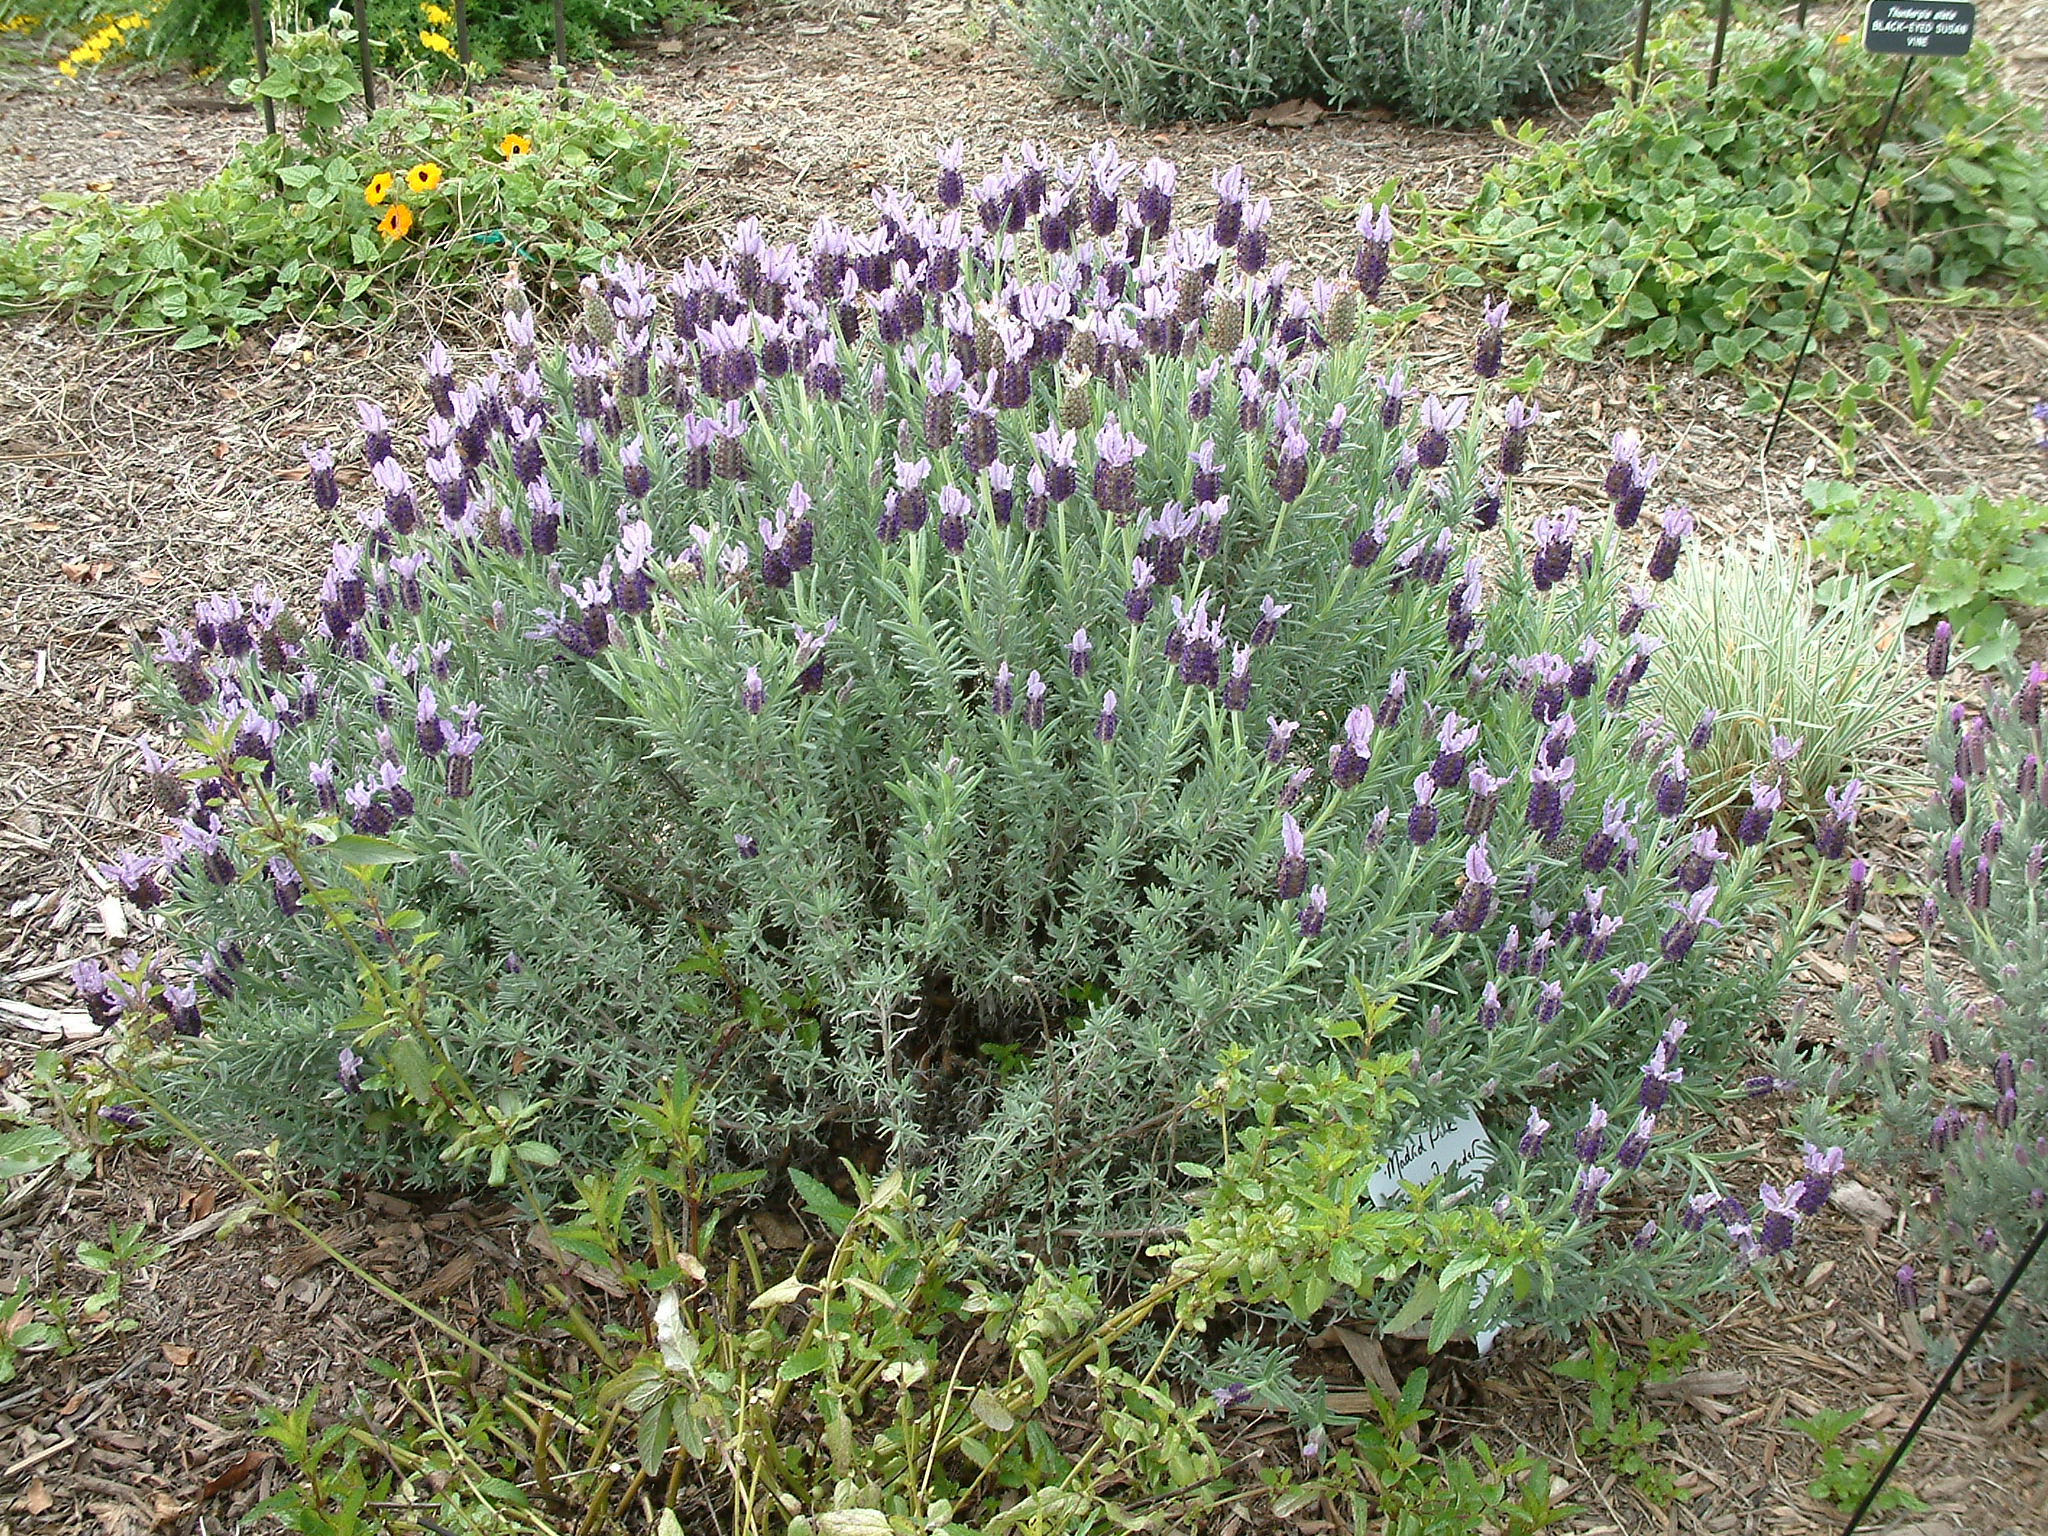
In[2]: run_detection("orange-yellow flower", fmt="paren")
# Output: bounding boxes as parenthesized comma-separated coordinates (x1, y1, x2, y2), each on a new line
(365, 171, 395, 207)
(406, 161, 442, 193)
(377, 202, 414, 241)
(498, 132, 533, 160)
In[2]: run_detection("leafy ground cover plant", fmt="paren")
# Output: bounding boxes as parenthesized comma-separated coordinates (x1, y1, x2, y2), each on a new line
(242, 1116, 1566, 1534)
(92, 143, 1855, 1331)
(1807, 477, 2048, 673)
(1638, 531, 1923, 835)
(1812, 649, 2048, 1356)
(1012, 0, 1634, 128)
(1423, 9, 2048, 391)
(0, 87, 688, 345)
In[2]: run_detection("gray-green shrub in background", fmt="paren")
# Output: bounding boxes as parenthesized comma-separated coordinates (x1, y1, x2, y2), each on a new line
(87, 144, 1856, 1333)
(1012, 0, 1637, 127)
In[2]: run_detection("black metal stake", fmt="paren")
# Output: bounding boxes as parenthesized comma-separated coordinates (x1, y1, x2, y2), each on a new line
(1628, 0, 1655, 102)
(352, 0, 375, 115)
(1798, 0, 1812, 27)
(246, 0, 276, 137)
(454, 0, 472, 97)
(1840, 1211, 2048, 1534)
(553, 0, 569, 80)
(1762, 57, 1915, 464)
(1707, 0, 1735, 95)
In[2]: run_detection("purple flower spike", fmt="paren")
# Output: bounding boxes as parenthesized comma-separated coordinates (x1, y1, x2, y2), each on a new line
(1616, 1113, 1655, 1171)
(1414, 394, 1468, 470)
(1021, 670, 1047, 731)
(1276, 812, 1309, 899)
(1525, 754, 1575, 843)
(1250, 594, 1290, 647)
(1473, 296, 1509, 379)
(1352, 202, 1394, 302)
(1096, 688, 1119, 744)
(1265, 717, 1299, 765)
(1735, 780, 1783, 847)
(1298, 884, 1328, 938)
(1797, 1145, 1843, 1215)
(1815, 778, 1862, 859)
(743, 665, 765, 716)
(1571, 1165, 1611, 1221)
(1327, 704, 1375, 789)
(1124, 556, 1157, 624)
(1757, 1185, 1799, 1256)
(1446, 834, 1496, 932)
(337, 1047, 365, 1093)
(1517, 1107, 1550, 1160)
(1480, 981, 1505, 1029)
(1573, 1103, 1610, 1164)
(1660, 884, 1719, 964)
(1609, 962, 1651, 1011)
(1499, 396, 1540, 477)
(991, 662, 1014, 718)
(936, 139, 966, 209)
(1406, 773, 1439, 846)
(1651, 746, 1688, 820)
(1844, 856, 1870, 917)
(1646, 504, 1693, 583)
(1069, 628, 1093, 678)
(1927, 619, 1953, 680)
(1092, 417, 1148, 521)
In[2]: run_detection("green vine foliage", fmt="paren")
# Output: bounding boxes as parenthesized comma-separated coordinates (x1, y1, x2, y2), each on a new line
(0, 89, 689, 346)
(1807, 478, 2048, 673)
(1423, 10, 2048, 381)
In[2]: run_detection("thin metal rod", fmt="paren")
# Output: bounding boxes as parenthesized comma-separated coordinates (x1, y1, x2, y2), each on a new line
(1762, 57, 1915, 464)
(553, 0, 569, 79)
(1707, 0, 1735, 95)
(454, 0, 472, 97)
(1797, 0, 1811, 26)
(1628, 0, 1655, 102)
(1840, 1211, 2048, 1534)
(353, 0, 375, 114)
(246, 0, 276, 137)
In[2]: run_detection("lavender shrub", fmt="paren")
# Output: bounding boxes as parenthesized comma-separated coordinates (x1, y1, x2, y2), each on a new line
(98, 144, 1846, 1320)
(1811, 657, 2048, 1353)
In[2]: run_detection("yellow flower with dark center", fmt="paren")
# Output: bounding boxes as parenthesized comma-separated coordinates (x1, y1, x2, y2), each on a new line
(498, 132, 533, 160)
(365, 171, 395, 206)
(378, 203, 414, 241)
(406, 162, 442, 193)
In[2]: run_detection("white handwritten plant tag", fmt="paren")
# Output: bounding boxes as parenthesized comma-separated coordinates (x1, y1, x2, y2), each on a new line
(1368, 1109, 1494, 1206)
(1368, 1107, 1503, 1352)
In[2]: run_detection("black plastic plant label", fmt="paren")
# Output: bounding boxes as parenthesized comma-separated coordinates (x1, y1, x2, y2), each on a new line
(1863, 0, 1976, 56)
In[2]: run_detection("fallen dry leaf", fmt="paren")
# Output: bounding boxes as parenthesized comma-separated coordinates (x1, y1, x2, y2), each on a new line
(160, 1342, 196, 1367)
(1250, 97, 1324, 129)
(195, 1449, 269, 1501)
(60, 559, 114, 584)
(24, 1478, 53, 1514)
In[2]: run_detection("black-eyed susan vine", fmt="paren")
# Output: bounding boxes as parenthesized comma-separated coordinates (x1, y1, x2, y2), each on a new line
(0, 89, 688, 344)
(50, 5, 153, 76)
(59, 0, 716, 79)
